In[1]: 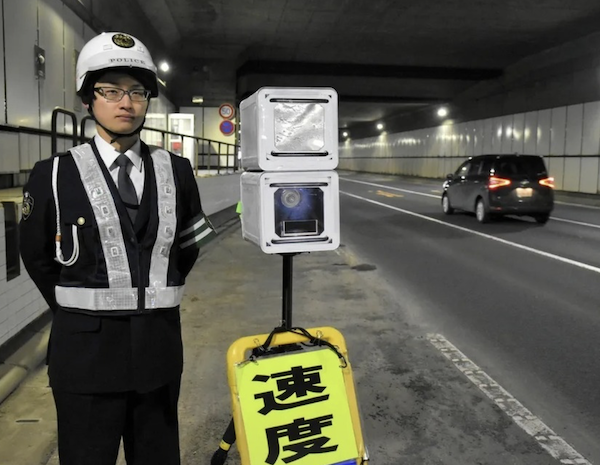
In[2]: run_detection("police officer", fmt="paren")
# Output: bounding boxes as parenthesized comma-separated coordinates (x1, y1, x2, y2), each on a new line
(19, 32, 207, 465)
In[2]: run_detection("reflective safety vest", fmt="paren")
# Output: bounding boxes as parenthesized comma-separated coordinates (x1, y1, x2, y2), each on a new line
(51, 143, 183, 312)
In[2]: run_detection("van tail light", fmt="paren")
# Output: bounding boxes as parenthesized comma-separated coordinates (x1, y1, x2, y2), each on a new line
(539, 177, 555, 188)
(488, 176, 511, 189)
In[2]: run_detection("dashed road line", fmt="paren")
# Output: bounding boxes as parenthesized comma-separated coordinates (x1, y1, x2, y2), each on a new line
(555, 201, 600, 210)
(551, 217, 600, 229)
(427, 334, 592, 465)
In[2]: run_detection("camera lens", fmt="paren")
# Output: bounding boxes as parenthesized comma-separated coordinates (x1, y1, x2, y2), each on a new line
(280, 189, 301, 208)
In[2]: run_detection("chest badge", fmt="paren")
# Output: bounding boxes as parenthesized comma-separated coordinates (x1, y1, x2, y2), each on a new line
(22, 192, 34, 220)
(77, 217, 86, 226)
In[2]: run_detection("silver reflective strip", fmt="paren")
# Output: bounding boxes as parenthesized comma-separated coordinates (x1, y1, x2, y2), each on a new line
(180, 226, 213, 249)
(70, 144, 132, 288)
(148, 148, 177, 288)
(180, 217, 206, 237)
(55, 285, 185, 311)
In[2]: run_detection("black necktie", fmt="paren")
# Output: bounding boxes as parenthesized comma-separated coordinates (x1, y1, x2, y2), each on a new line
(115, 154, 138, 223)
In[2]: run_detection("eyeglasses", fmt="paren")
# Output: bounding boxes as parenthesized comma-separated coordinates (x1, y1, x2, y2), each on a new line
(94, 87, 151, 102)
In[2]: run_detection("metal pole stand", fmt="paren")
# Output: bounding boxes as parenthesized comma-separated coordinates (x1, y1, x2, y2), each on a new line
(210, 253, 298, 465)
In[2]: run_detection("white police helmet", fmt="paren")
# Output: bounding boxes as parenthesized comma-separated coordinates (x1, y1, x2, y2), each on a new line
(76, 32, 158, 98)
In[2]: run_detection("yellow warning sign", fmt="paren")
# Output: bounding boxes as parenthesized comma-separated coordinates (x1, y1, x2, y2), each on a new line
(227, 327, 368, 465)
(236, 348, 357, 465)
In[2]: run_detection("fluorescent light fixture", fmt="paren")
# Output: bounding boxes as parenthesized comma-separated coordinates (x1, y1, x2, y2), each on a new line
(192, 96, 204, 104)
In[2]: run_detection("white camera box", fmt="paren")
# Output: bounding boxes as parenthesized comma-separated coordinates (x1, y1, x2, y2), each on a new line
(240, 87, 339, 171)
(240, 170, 340, 254)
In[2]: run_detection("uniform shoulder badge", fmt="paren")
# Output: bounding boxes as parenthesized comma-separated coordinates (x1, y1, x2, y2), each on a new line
(112, 33, 135, 48)
(22, 192, 34, 220)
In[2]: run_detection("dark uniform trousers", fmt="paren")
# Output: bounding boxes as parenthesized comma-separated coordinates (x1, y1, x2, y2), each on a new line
(53, 378, 181, 465)
(19, 141, 202, 465)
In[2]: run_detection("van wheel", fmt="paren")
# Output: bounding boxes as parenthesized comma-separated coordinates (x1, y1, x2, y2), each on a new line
(442, 194, 454, 214)
(476, 199, 490, 223)
(534, 213, 550, 224)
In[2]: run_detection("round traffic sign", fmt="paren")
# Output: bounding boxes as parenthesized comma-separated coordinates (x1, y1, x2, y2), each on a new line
(218, 103, 235, 120)
(220, 120, 235, 136)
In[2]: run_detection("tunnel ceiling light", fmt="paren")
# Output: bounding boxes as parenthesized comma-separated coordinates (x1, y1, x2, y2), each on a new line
(159, 61, 170, 72)
(437, 107, 448, 118)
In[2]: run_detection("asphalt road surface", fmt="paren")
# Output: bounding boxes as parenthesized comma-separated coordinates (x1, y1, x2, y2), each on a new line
(2, 172, 599, 465)
(339, 171, 600, 464)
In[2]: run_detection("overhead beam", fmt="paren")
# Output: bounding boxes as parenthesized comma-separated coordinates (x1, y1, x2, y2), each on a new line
(339, 95, 447, 104)
(237, 60, 503, 81)
(131, 0, 182, 47)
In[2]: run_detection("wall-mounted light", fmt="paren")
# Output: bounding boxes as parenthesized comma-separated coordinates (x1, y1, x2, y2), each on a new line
(342, 131, 349, 137)
(159, 61, 170, 72)
(192, 96, 204, 104)
(437, 107, 448, 118)
(376, 123, 384, 130)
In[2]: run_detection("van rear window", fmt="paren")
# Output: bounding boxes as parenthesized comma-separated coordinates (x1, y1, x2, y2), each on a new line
(494, 157, 547, 177)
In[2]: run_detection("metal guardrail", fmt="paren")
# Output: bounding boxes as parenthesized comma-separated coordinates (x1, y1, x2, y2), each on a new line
(1, 108, 240, 176)
(140, 126, 239, 176)
(51, 108, 78, 153)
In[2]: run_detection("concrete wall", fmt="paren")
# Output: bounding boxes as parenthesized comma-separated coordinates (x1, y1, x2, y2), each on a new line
(339, 99, 600, 194)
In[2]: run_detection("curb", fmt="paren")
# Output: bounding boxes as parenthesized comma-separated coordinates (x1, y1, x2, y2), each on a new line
(0, 323, 51, 404)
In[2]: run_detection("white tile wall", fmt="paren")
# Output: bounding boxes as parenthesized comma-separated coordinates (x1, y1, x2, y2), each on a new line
(39, 0, 66, 132)
(19, 133, 42, 171)
(523, 111, 538, 154)
(565, 104, 584, 156)
(0, 4, 5, 126)
(582, 102, 600, 155)
(0, 132, 20, 174)
(501, 114, 514, 154)
(550, 107, 567, 155)
(5, 0, 38, 128)
(580, 157, 599, 194)
(0, 203, 47, 348)
(536, 109, 552, 155)
(64, 6, 84, 128)
(512, 113, 525, 155)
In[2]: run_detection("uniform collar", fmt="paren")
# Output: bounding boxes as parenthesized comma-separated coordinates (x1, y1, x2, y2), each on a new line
(94, 135, 143, 172)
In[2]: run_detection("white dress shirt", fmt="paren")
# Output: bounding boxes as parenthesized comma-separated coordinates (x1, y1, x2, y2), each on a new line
(94, 135, 144, 202)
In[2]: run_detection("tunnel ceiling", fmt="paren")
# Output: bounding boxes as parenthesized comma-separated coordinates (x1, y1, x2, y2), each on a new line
(75, 0, 600, 132)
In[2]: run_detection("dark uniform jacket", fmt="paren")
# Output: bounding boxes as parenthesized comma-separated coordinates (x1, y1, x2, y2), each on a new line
(19, 140, 203, 394)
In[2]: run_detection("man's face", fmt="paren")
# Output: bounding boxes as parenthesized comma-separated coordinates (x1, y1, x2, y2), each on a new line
(86, 71, 149, 138)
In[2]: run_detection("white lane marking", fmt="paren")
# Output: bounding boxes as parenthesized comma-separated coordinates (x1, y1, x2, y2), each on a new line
(341, 177, 600, 230)
(556, 201, 600, 210)
(341, 177, 440, 198)
(551, 217, 600, 229)
(341, 191, 600, 275)
(427, 334, 592, 465)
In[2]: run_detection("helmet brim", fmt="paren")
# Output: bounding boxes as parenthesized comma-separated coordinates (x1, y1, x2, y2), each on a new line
(77, 67, 159, 98)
